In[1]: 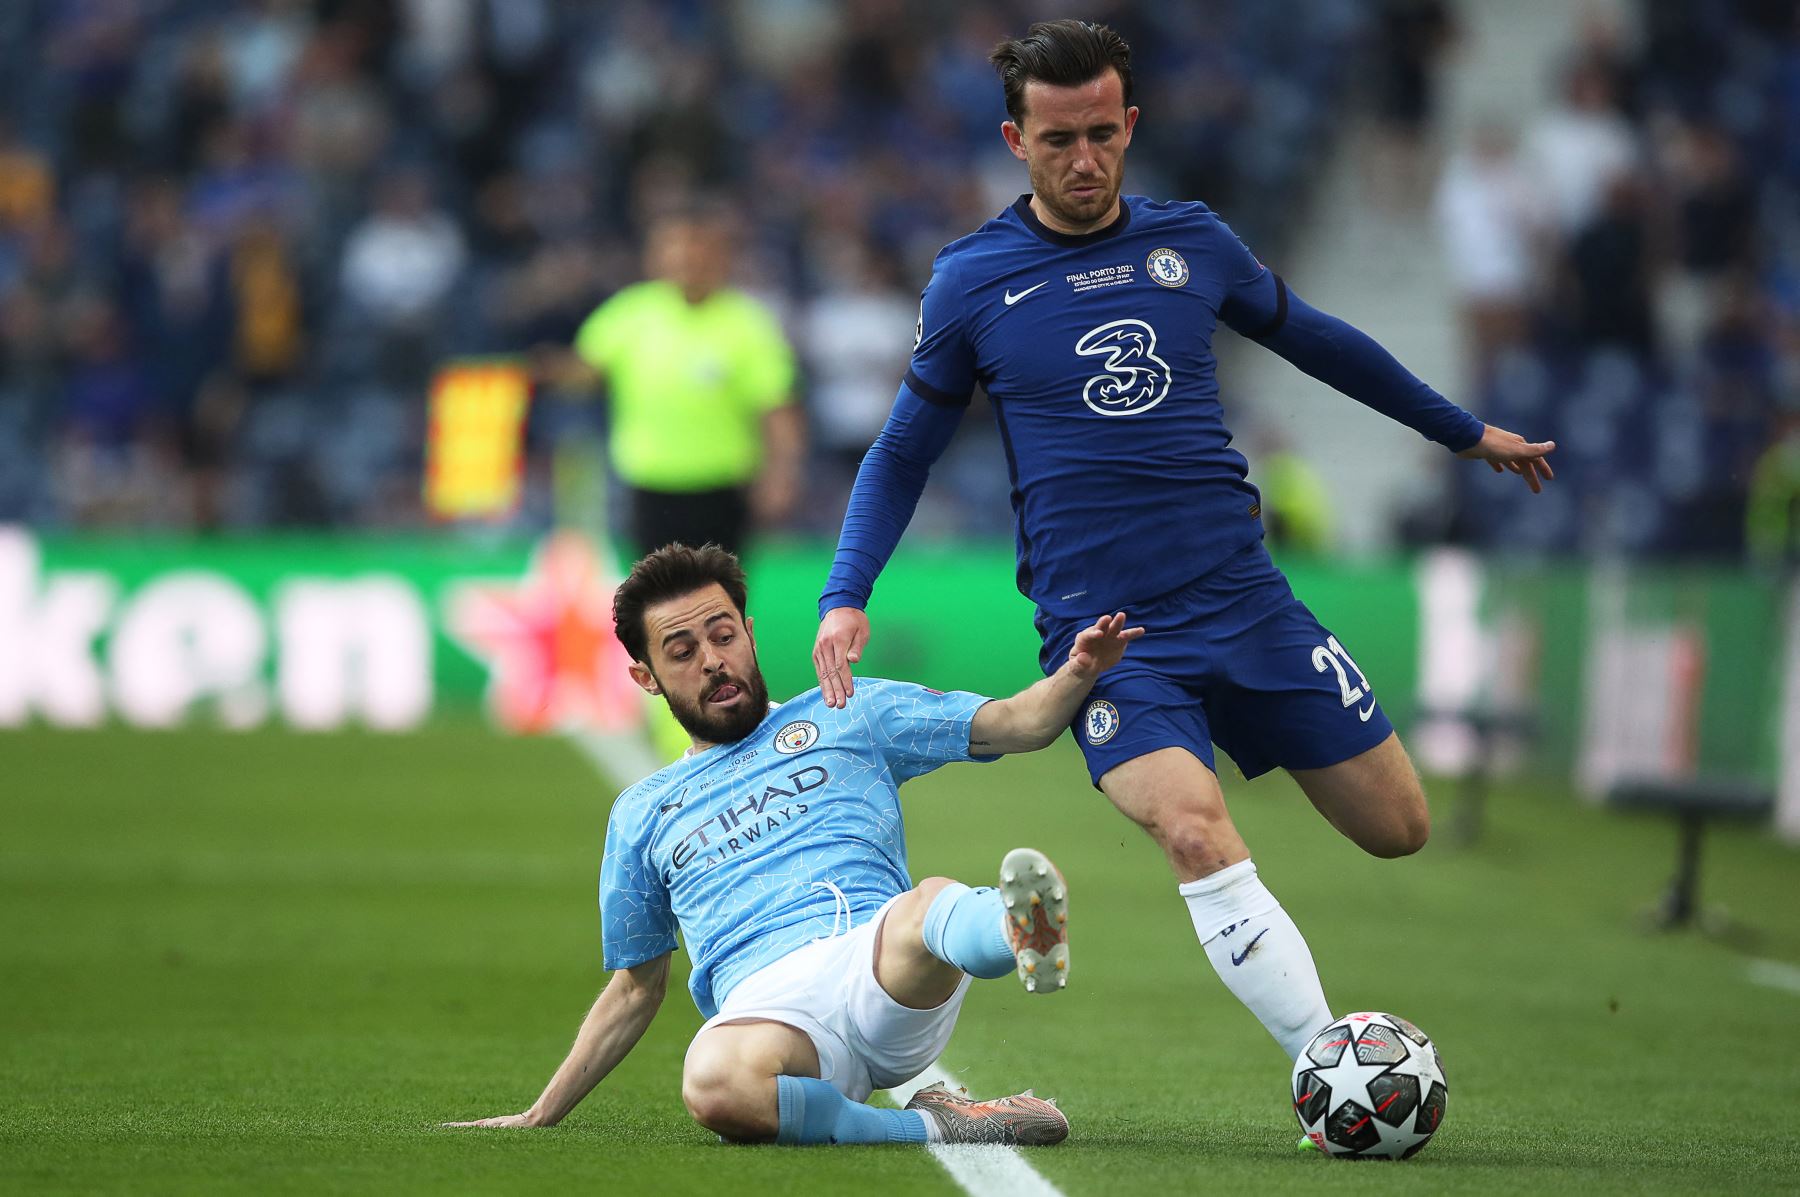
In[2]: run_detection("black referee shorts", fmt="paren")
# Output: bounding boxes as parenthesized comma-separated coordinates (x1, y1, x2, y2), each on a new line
(627, 485, 750, 558)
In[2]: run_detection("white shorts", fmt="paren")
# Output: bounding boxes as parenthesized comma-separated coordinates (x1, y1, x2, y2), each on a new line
(690, 895, 973, 1102)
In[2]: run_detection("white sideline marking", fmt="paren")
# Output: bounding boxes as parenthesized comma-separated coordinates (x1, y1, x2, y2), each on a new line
(886, 1061, 1067, 1197)
(1748, 958, 1800, 996)
(571, 730, 1068, 1196)
(569, 729, 666, 789)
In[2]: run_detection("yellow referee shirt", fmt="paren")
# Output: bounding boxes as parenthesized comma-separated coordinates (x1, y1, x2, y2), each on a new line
(574, 280, 796, 492)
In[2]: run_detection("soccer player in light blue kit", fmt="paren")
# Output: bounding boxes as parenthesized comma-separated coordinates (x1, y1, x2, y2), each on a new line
(812, 19, 1558, 1097)
(447, 544, 1142, 1146)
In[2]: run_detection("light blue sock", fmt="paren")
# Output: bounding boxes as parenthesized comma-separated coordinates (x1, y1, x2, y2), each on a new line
(921, 882, 1014, 979)
(774, 1075, 930, 1145)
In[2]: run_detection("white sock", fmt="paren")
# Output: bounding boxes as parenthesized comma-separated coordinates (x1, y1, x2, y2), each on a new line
(1179, 858, 1333, 1061)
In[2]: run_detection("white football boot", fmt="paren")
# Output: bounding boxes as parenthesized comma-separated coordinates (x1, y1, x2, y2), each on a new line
(997, 847, 1069, 994)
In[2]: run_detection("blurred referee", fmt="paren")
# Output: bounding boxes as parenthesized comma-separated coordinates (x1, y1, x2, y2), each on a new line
(557, 203, 803, 556)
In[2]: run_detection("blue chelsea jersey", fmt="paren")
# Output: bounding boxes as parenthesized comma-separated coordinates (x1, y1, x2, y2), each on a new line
(599, 680, 992, 1018)
(907, 195, 1278, 618)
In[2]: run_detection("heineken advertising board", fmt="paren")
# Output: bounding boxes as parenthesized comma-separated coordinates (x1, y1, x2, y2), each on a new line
(1, 526, 1791, 840)
(0, 527, 668, 736)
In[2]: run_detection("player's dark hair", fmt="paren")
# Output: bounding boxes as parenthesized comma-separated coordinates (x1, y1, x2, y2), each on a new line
(648, 194, 735, 233)
(612, 543, 750, 664)
(989, 19, 1134, 125)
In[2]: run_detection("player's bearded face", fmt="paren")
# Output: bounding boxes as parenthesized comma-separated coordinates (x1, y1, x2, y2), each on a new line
(635, 586, 771, 746)
(1029, 148, 1121, 229)
(659, 655, 770, 744)
(1011, 72, 1137, 233)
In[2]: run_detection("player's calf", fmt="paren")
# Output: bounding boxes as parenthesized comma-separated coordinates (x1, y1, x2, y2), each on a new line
(876, 876, 985, 1008)
(918, 879, 1015, 981)
(917, 849, 1071, 994)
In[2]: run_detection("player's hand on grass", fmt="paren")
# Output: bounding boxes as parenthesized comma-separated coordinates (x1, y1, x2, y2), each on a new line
(814, 606, 870, 709)
(1067, 612, 1145, 680)
(442, 1109, 551, 1129)
(1457, 423, 1557, 494)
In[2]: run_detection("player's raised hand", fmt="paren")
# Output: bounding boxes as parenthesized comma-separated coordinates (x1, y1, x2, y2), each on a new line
(1068, 612, 1145, 680)
(814, 606, 871, 709)
(1456, 423, 1557, 494)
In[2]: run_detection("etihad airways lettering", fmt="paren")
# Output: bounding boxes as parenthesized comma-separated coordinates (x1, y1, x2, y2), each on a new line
(669, 765, 829, 870)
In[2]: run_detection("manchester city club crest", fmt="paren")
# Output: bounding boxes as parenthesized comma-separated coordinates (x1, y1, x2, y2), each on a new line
(774, 719, 820, 754)
(1083, 699, 1120, 746)
(1147, 247, 1190, 288)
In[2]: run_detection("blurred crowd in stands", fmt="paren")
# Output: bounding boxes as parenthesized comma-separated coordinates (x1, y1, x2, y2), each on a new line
(1433, 3, 1800, 562)
(0, 0, 1363, 537)
(0, 0, 1793, 564)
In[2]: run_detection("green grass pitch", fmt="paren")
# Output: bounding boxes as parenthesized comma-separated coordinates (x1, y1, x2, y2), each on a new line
(4, 725, 1798, 1194)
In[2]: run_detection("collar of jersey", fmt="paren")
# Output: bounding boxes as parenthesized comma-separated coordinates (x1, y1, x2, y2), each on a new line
(1010, 193, 1132, 247)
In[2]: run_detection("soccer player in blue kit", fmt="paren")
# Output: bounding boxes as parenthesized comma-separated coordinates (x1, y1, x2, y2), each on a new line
(812, 20, 1557, 1078)
(448, 543, 1143, 1146)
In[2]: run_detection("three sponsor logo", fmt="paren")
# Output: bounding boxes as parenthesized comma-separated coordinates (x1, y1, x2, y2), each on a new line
(998, 249, 1190, 419)
(1075, 319, 1171, 417)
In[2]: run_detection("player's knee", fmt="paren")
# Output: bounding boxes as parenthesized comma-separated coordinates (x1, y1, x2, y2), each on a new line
(1360, 796, 1430, 859)
(896, 876, 957, 935)
(681, 1068, 766, 1141)
(1153, 807, 1239, 876)
(913, 876, 957, 907)
(1395, 800, 1432, 856)
(681, 1085, 742, 1138)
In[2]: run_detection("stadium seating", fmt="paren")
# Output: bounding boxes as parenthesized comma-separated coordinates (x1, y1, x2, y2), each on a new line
(0, 0, 1364, 533)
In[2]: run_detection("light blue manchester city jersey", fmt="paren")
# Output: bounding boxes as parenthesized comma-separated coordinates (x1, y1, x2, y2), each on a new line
(599, 679, 992, 1018)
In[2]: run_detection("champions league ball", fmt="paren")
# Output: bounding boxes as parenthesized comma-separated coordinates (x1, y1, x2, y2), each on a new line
(1292, 1012, 1448, 1159)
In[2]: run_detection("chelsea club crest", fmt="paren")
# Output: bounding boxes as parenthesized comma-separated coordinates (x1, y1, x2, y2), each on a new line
(1083, 700, 1120, 745)
(774, 719, 820, 754)
(1147, 248, 1189, 288)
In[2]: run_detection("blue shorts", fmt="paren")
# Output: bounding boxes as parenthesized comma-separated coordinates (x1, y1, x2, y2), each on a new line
(1036, 541, 1395, 786)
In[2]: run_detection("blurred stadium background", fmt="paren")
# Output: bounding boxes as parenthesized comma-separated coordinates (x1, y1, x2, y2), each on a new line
(4, 0, 1799, 1192)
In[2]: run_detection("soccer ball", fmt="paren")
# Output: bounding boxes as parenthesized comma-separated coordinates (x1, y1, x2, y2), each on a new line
(1291, 1011, 1448, 1159)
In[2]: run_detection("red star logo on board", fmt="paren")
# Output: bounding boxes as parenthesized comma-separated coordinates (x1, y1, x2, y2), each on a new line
(446, 532, 642, 734)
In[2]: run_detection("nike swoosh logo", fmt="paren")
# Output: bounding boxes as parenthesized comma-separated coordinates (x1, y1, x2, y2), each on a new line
(1358, 698, 1377, 722)
(1004, 281, 1048, 305)
(1230, 927, 1269, 966)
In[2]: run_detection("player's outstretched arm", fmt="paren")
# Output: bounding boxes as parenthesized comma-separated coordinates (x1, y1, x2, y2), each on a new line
(815, 387, 968, 708)
(969, 612, 1144, 755)
(1455, 422, 1557, 494)
(443, 954, 670, 1129)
